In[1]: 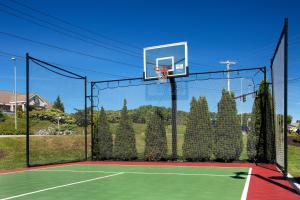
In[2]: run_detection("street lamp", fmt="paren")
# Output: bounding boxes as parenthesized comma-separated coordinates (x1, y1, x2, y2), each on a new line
(56, 116, 62, 133)
(11, 57, 17, 130)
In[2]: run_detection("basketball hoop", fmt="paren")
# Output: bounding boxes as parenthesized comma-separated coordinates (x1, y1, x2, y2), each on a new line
(155, 66, 169, 83)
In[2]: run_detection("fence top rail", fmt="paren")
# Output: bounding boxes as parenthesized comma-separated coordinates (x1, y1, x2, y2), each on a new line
(91, 66, 265, 84)
(271, 18, 288, 68)
(27, 54, 86, 79)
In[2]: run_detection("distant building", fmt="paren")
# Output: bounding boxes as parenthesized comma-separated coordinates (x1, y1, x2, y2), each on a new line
(0, 90, 51, 112)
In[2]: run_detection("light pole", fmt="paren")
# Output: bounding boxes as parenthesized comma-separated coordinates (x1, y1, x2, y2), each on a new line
(11, 57, 17, 130)
(57, 116, 62, 133)
(220, 60, 236, 92)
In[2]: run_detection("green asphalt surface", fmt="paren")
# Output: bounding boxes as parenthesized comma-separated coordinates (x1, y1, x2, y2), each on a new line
(0, 164, 250, 200)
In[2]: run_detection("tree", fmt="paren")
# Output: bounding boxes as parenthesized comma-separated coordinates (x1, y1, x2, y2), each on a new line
(73, 108, 91, 127)
(113, 99, 137, 160)
(53, 96, 65, 112)
(183, 97, 199, 160)
(183, 97, 213, 161)
(287, 115, 293, 125)
(144, 108, 168, 161)
(214, 90, 243, 161)
(247, 81, 275, 162)
(197, 97, 214, 160)
(94, 107, 113, 160)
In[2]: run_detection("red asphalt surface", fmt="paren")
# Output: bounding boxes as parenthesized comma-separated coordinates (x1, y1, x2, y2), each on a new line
(1, 161, 299, 200)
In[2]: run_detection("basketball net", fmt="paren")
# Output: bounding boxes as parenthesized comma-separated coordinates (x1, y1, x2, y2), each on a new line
(155, 66, 168, 83)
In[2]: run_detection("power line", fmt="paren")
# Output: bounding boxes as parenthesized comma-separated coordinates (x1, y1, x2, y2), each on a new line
(0, 50, 130, 78)
(8, 0, 141, 50)
(0, 32, 140, 69)
(0, 2, 141, 58)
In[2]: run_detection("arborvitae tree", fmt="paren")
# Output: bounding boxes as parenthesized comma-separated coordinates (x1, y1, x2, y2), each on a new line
(144, 108, 168, 161)
(113, 99, 137, 160)
(197, 97, 213, 160)
(53, 96, 65, 112)
(214, 90, 243, 161)
(183, 97, 200, 160)
(247, 81, 275, 162)
(94, 107, 113, 160)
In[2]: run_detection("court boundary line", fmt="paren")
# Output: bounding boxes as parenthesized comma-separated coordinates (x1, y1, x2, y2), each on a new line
(241, 168, 252, 200)
(0, 163, 78, 175)
(33, 169, 246, 177)
(0, 172, 123, 200)
(81, 161, 255, 169)
(0, 162, 255, 175)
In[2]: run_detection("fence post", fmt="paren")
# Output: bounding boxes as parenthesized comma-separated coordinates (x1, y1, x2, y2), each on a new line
(84, 77, 88, 160)
(170, 78, 177, 161)
(26, 53, 30, 167)
(90, 82, 94, 160)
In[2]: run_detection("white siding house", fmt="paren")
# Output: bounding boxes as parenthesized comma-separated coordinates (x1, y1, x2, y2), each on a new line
(0, 90, 51, 112)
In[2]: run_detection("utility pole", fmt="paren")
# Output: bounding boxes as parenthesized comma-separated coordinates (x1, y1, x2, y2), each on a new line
(11, 57, 17, 130)
(220, 60, 236, 92)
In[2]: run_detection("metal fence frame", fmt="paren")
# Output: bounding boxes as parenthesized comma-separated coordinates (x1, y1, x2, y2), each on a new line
(90, 66, 267, 161)
(270, 18, 288, 176)
(26, 53, 88, 167)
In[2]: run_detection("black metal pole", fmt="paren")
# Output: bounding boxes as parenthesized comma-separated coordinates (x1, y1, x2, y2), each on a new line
(170, 78, 177, 161)
(263, 67, 267, 162)
(90, 82, 94, 160)
(84, 77, 88, 160)
(284, 18, 288, 176)
(26, 53, 30, 167)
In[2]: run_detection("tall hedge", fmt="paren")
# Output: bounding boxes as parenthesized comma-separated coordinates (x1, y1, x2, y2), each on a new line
(214, 90, 243, 161)
(183, 97, 213, 161)
(113, 99, 137, 160)
(183, 97, 199, 160)
(197, 97, 213, 160)
(144, 108, 168, 161)
(94, 107, 113, 160)
(247, 81, 275, 162)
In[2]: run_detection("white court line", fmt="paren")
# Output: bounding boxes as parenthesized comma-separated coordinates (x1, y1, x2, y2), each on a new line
(241, 168, 252, 200)
(0, 164, 77, 175)
(34, 169, 238, 177)
(0, 172, 123, 200)
(82, 163, 249, 169)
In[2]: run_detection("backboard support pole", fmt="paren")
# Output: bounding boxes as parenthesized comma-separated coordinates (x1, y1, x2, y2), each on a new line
(170, 78, 177, 161)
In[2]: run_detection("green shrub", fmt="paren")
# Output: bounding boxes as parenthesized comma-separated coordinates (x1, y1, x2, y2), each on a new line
(183, 97, 200, 160)
(247, 81, 275, 162)
(0, 128, 26, 135)
(30, 109, 75, 124)
(214, 90, 243, 161)
(0, 111, 5, 122)
(183, 97, 213, 161)
(113, 99, 137, 160)
(94, 107, 113, 160)
(144, 108, 168, 161)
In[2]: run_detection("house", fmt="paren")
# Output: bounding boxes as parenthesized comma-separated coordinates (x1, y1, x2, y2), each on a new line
(0, 90, 51, 112)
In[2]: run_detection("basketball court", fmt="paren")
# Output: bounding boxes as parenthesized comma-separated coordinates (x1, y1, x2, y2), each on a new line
(0, 162, 299, 200)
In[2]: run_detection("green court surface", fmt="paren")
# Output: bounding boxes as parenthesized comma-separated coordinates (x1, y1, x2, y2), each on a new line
(0, 164, 251, 200)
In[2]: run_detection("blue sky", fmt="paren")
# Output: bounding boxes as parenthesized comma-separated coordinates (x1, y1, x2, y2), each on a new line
(0, 0, 299, 121)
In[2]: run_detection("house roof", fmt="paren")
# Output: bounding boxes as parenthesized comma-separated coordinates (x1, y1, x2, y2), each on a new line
(0, 90, 50, 106)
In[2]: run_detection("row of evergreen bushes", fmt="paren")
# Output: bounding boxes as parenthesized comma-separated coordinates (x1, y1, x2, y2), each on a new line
(94, 81, 275, 162)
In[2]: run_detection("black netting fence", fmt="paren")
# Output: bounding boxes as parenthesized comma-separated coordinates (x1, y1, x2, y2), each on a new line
(271, 19, 288, 174)
(26, 55, 88, 166)
(91, 68, 274, 163)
